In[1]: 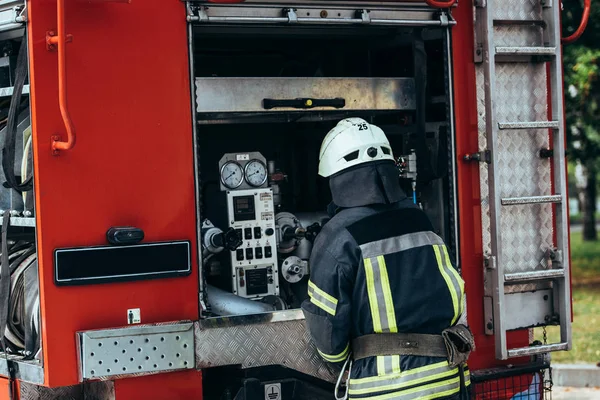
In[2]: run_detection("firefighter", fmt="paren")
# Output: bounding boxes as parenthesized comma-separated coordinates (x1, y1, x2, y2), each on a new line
(301, 118, 473, 400)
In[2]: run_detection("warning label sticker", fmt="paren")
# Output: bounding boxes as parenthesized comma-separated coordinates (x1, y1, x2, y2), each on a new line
(264, 383, 281, 400)
(261, 212, 273, 221)
(127, 308, 141, 324)
(260, 192, 272, 201)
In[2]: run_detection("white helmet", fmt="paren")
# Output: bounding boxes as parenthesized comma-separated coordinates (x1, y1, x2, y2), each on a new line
(318, 118, 394, 177)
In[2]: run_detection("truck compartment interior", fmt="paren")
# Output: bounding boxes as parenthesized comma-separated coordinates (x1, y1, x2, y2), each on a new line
(192, 24, 459, 317)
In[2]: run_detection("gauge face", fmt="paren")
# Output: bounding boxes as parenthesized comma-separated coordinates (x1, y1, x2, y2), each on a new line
(244, 159, 268, 187)
(220, 161, 244, 189)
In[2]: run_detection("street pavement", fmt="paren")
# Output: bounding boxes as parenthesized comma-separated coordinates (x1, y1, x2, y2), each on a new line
(553, 387, 600, 399)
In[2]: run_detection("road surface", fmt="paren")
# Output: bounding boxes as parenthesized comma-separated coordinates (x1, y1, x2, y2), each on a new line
(553, 387, 600, 399)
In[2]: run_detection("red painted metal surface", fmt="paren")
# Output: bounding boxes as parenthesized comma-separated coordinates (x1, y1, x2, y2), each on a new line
(451, 0, 529, 370)
(425, 0, 456, 8)
(27, 0, 199, 387)
(0, 378, 13, 400)
(113, 370, 203, 399)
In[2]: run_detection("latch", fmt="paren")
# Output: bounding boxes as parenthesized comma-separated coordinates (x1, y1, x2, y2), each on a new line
(463, 150, 491, 164)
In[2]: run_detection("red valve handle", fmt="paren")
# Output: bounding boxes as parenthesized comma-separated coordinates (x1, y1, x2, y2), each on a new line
(563, 0, 591, 44)
(425, 0, 457, 8)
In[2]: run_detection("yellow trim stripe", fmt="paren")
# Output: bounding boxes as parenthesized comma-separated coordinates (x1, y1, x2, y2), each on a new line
(351, 376, 461, 400)
(350, 361, 449, 384)
(377, 356, 386, 376)
(309, 297, 336, 316)
(377, 255, 398, 333)
(307, 280, 338, 316)
(348, 367, 458, 395)
(392, 355, 401, 374)
(442, 246, 465, 315)
(433, 246, 460, 325)
(308, 280, 338, 305)
(364, 258, 383, 332)
(317, 343, 349, 363)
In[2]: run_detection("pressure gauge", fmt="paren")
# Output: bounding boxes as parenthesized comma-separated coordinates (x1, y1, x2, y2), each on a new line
(220, 161, 244, 189)
(244, 159, 268, 187)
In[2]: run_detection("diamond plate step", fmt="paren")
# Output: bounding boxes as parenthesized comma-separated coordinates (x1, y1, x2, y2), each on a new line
(501, 195, 563, 206)
(498, 121, 559, 130)
(495, 46, 556, 56)
(504, 269, 566, 282)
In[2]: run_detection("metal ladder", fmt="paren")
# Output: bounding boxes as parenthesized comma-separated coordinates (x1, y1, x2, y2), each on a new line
(474, 0, 571, 360)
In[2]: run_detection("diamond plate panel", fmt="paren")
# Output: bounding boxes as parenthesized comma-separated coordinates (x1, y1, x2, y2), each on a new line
(493, 0, 542, 21)
(20, 382, 114, 400)
(495, 26, 543, 47)
(476, 63, 555, 275)
(195, 311, 338, 383)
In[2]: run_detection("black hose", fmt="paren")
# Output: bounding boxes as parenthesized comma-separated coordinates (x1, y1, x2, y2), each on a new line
(2, 30, 32, 193)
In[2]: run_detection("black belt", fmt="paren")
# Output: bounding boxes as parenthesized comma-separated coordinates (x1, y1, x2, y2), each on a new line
(352, 332, 448, 360)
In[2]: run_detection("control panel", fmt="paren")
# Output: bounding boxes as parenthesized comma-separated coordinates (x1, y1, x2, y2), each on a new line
(226, 188, 279, 299)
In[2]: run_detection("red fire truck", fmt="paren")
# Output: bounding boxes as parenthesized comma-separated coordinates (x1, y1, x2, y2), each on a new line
(0, 0, 588, 398)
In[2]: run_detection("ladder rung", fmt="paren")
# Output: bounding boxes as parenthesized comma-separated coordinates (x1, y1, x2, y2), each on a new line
(507, 343, 569, 358)
(498, 121, 559, 130)
(495, 46, 557, 56)
(501, 195, 562, 206)
(504, 269, 565, 282)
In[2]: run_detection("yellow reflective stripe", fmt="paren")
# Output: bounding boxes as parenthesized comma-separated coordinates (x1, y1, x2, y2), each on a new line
(309, 297, 336, 316)
(307, 280, 338, 316)
(377, 356, 386, 376)
(442, 246, 465, 315)
(354, 376, 461, 400)
(348, 367, 458, 395)
(433, 246, 460, 325)
(419, 386, 461, 400)
(364, 258, 383, 332)
(308, 280, 338, 306)
(350, 361, 449, 384)
(392, 355, 401, 374)
(317, 343, 349, 363)
(377, 255, 397, 333)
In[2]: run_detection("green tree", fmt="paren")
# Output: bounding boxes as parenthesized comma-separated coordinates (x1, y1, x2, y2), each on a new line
(562, 0, 600, 241)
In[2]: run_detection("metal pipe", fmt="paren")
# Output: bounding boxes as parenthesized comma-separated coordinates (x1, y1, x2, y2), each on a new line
(190, 14, 455, 26)
(562, 0, 591, 44)
(48, 0, 76, 152)
(507, 343, 569, 358)
(206, 285, 276, 316)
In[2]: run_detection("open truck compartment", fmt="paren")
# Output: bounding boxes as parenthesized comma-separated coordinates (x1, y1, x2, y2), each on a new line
(192, 21, 459, 319)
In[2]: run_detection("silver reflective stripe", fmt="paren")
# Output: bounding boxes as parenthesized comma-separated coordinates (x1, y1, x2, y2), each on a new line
(308, 281, 338, 316)
(349, 377, 460, 400)
(350, 362, 452, 392)
(360, 232, 445, 259)
(437, 245, 463, 322)
(390, 378, 460, 400)
(369, 256, 393, 333)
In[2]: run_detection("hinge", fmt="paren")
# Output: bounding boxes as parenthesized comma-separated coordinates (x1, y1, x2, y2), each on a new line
(463, 150, 491, 164)
(285, 8, 298, 23)
(484, 255, 497, 270)
(358, 9, 371, 24)
(539, 148, 553, 158)
(438, 11, 450, 27)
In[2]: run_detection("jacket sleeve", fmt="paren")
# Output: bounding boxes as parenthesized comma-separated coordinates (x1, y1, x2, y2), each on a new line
(301, 246, 354, 365)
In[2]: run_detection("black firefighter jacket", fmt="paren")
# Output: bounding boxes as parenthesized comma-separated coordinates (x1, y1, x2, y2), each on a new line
(301, 161, 470, 400)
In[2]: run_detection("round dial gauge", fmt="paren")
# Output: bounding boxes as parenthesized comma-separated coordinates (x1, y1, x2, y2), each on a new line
(244, 159, 268, 187)
(220, 161, 244, 189)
